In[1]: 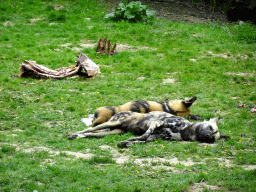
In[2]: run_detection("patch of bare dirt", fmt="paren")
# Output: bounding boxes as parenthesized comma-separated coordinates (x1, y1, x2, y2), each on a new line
(137, 76, 146, 80)
(201, 51, 256, 60)
(58, 41, 157, 52)
(29, 18, 42, 25)
(103, 0, 229, 24)
(3, 21, 14, 26)
(243, 165, 256, 170)
(225, 71, 255, 77)
(162, 78, 176, 84)
(98, 145, 234, 169)
(4, 143, 255, 172)
(16, 145, 94, 159)
(187, 182, 220, 192)
(189, 58, 197, 62)
(0, 129, 24, 133)
(41, 159, 55, 166)
(54, 5, 65, 11)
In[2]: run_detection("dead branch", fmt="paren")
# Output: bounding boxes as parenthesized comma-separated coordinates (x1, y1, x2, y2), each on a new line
(96, 37, 117, 55)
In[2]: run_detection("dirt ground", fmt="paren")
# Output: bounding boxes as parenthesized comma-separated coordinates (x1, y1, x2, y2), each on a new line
(103, 0, 230, 24)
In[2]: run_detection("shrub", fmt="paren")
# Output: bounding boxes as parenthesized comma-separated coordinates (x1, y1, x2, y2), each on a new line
(104, 1, 155, 24)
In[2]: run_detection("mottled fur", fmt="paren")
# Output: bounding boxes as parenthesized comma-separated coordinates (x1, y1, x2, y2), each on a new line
(92, 96, 200, 127)
(66, 111, 229, 147)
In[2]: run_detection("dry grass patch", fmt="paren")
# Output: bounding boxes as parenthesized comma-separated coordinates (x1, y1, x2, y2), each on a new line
(14, 145, 94, 159)
(54, 5, 65, 11)
(99, 145, 234, 168)
(225, 72, 255, 77)
(200, 51, 256, 60)
(187, 182, 220, 192)
(3, 21, 14, 26)
(29, 18, 42, 25)
(162, 78, 176, 84)
(59, 40, 157, 52)
(40, 158, 56, 166)
(137, 76, 146, 80)
(243, 165, 256, 170)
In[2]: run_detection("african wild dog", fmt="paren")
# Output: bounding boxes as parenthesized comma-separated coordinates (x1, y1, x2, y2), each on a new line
(91, 96, 200, 127)
(66, 111, 229, 148)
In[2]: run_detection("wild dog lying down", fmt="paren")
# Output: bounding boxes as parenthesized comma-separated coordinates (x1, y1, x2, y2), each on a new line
(91, 96, 200, 127)
(66, 111, 229, 148)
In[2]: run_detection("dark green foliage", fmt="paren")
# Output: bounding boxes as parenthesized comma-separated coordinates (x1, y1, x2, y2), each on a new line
(104, 1, 155, 24)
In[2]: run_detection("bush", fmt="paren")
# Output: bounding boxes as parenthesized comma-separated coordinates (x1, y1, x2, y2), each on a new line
(104, 1, 155, 24)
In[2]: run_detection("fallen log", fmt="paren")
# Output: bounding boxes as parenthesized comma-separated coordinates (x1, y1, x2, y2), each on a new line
(19, 53, 100, 79)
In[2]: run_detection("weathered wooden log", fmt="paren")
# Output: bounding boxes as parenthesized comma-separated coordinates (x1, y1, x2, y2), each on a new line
(19, 53, 100, 79)
(76, 53, 100, 77)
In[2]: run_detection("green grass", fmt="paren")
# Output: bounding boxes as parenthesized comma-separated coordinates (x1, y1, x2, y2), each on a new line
(0, 0, 256, 191)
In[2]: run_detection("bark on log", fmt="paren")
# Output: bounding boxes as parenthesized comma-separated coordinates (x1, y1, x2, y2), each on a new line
(19, 53, 100, 79)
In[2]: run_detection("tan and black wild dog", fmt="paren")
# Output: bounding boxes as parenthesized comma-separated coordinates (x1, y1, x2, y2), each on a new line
(91, 96, 200, 127)
(66, 111, 229, 147)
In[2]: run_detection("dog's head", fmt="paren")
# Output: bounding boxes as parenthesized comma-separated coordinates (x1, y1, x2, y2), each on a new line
(166, 96, 197, 117)
(194, 116, 229, 143)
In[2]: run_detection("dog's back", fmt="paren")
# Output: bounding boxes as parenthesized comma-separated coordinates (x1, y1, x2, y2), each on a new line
(92, 97, 197, 126)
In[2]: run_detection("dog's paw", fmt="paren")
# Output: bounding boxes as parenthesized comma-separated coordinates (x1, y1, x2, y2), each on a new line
(65, 134, 78, 140)
(188, 115, 201, 120)
(220, 134, 230, 141)
(117, 141, 130, 148)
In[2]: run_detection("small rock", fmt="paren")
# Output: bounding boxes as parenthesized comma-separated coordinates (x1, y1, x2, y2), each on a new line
(250, 107, 256, 113)
(231, 97, 240, 99)
(162, 78, 176, 84)
(189, 59, 197, 62)
(137, 76, 146, 80)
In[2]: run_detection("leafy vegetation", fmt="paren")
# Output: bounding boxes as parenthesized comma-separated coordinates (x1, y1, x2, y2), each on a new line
(0, 0, 256, 191)
(104, 1, 155, 23)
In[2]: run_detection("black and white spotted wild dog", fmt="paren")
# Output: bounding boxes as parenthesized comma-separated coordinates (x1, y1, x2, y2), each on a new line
(90, 96, 201, 127)
(66, 111, 229, 148)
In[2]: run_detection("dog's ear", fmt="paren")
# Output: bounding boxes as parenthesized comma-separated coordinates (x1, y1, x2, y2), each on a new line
(209, 116, 221, 124)
(219, 134, 230, 141)
(182, 96, 197, 108)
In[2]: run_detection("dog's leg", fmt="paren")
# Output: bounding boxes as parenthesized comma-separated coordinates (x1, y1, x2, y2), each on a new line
(117, 120, 164, 147)
(219, 134, 230, 141)
(66, 120, 123, 140)
(77, 129, 124, 139)
(188, 114, 201, 120)
(117, 134, 161, 148)
(117, 140, 146, 148)
(131, 120, 164, 141)
(66, 129, 124, 140)
(94, 128, 111, 133)
(79, 120, 122, 133)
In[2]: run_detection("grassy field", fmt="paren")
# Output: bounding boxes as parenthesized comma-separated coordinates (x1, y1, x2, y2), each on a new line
(0, 0, 256, 191)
